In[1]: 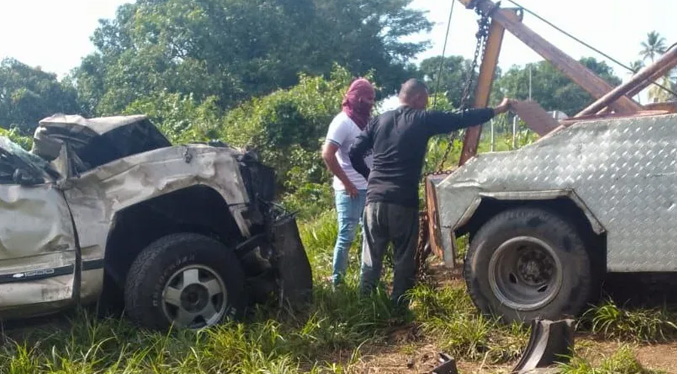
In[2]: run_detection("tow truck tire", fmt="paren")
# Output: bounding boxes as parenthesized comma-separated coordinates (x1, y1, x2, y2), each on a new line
(124, 233, 246, 330)
(464, 207, 593, 324)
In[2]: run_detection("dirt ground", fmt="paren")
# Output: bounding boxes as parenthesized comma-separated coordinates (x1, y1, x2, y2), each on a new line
(350, 340, 677, 373)
(348, 262, 677, 374)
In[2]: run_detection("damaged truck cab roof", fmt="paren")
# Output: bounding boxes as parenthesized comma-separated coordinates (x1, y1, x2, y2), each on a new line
(33, 114, 172, 173)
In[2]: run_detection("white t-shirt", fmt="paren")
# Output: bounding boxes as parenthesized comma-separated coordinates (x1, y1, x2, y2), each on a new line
(325, 112, 373, 191)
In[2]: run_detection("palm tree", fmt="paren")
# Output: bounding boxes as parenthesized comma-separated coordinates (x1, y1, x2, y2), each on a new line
(640, 31, 667, 62)
(648, 75, 676, 103)
(628, 60, 644, 75)
(627, 60, 645, 103)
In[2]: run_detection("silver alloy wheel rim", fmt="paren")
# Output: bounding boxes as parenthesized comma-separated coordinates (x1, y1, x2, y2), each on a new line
(161, 265, 227, 329)
(488, 236, 563, 311)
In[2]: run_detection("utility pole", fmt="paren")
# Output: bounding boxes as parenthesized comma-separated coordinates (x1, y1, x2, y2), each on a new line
(528, 64, 532, 101)
(512, 115, 517, 149)
(490, 119, 495, 152)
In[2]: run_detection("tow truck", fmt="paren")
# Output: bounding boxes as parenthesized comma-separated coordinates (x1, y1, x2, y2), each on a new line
(424, 0, 677, 323)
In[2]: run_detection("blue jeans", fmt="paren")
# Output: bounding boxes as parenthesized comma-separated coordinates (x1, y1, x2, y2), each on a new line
(332, 189, 367, 285)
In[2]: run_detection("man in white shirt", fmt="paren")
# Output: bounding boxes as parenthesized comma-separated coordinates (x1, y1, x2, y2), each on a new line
(322, 78, 375, 287)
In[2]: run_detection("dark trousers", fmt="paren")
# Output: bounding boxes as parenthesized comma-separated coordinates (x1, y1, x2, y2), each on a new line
(360, 202, 418, 306)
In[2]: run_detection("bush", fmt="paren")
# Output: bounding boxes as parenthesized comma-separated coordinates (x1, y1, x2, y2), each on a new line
(123, 92, 224, 144)
(121, 67, 368, 208)
(0, 126, 32, 149)
(223, 65, 373, 198)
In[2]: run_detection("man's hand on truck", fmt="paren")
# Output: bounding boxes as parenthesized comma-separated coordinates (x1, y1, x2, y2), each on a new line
(494, 97, 515, 115)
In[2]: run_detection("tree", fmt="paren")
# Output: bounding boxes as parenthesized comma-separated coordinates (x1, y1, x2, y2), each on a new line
(495, 57, 621, 116)
(0, 127, 32, 150)
(628, 60, 645, 74)
(640, 31, 667, 62)
(123, 92, 224, 144)
(420, 54, 503, 108)
(420, 55, 471, 108)
(636, 31, 676, 103)
(0, 58, 81, 134)
(73, 0, 432, 115)
(223, 65, 357, 187)
(648, 75, 676, 103)
(627, 60, 645, 103)
(222, 65, 362, 215)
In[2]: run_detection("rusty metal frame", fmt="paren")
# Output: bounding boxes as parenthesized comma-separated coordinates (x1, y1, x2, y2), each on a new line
(577, 45, 677, 117)
(428, 7, 515, 260)
(457, 0, 642, 118)
(424, 0, 676, 262)
(458, 9, 514, 166)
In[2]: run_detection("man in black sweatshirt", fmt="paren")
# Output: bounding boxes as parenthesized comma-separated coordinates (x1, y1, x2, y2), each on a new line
(349, 78, 512, 306)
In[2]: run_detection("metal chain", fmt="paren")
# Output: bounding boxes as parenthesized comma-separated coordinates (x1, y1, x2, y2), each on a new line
(415, 211, 433, 283)
(434, 9, 490, 174)
(459, 9, 490, 110)
(416, 10, 493, 282)
(434, 131, 462, 173)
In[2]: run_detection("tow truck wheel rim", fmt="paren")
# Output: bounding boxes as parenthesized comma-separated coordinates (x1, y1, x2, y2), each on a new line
(161, 264, 228, 329)
(488, 236, 563, 312)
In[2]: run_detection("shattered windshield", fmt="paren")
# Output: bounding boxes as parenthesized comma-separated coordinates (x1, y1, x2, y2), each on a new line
(0, 136, 55, 177)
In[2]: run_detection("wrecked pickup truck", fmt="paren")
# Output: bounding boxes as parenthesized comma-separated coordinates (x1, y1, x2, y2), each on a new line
(0, 114, 312, 330)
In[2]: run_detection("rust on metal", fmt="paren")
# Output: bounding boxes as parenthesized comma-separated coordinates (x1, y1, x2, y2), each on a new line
(459, 0, 642, 115)
(425, 173, 450, 260)
(643, 102, 677, 113)
(458, 13, 511, 166)
(560, 110, 673, 127)
(577, 45, 677, 117)
(623, 58, 677, 101)
(511, 100, 561, 136)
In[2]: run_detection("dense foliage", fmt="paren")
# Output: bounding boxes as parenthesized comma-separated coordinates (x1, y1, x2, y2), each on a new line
(222, 66, 363, 215)
(0, 59, 80, 134)
(71, 0, 431, 115)
(495, 57, 622, 116)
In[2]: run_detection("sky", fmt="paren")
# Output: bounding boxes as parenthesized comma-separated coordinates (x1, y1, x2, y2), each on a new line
(0, 0, 675, 80)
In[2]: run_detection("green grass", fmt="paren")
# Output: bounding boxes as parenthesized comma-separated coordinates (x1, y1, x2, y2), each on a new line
(559, 345, 664, 374)
(0, 287, 404, 373)
(409, 285, 529, 364)
(580, 299, 677, 343)
(1, 210, 673, 373)
(0, 213, 401, 374)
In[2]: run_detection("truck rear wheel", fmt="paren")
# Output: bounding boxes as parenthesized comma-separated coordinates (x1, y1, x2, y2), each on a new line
(464, 207, 594, 323)
(124, 233, 246, 330)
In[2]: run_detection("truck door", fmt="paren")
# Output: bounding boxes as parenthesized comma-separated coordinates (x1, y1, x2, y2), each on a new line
(0, 138, 77, 315)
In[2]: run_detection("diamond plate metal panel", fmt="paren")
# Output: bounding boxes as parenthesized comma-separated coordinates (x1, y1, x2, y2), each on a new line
(435, 114, 677, 272)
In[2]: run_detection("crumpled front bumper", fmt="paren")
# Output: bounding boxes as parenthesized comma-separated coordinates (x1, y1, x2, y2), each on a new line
(271, 215, 313, 306)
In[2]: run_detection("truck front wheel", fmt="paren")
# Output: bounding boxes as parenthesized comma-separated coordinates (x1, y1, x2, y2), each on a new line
(464, 207, 594, 323)
(124, 233, 246, 330)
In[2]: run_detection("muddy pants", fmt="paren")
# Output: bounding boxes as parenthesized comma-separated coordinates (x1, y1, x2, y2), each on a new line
(360, 202, 418, 306)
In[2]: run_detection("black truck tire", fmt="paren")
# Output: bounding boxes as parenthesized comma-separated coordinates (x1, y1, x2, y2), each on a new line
(124, 233, 246, 330)
(464, 207, 594, 323)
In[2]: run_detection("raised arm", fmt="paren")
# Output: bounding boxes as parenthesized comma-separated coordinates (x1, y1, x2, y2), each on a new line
(426, 98, 512, 135)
